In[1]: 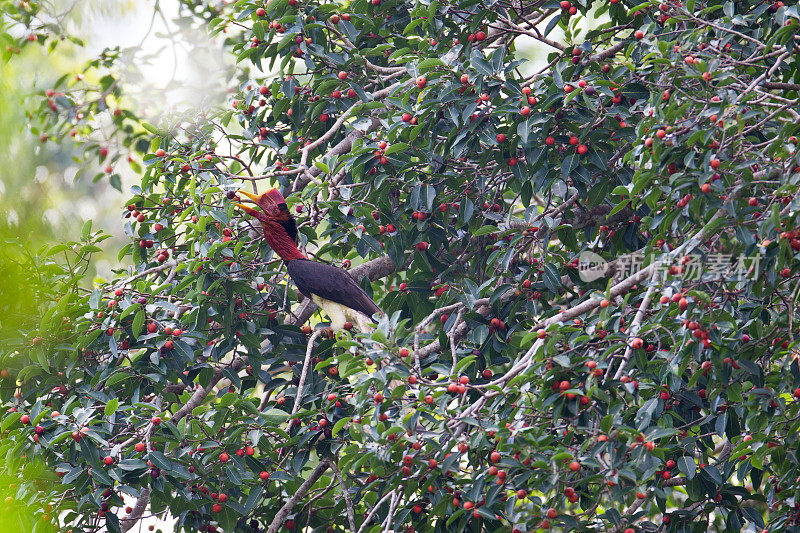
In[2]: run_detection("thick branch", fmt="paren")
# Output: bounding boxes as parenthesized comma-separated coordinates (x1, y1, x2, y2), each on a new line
(120, 488, 151, 533)
(610, 271, 660, 381)
(265, 458, 333, 533)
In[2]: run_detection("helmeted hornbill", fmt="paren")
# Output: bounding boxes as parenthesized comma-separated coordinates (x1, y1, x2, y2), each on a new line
(236, 188, 382, 331)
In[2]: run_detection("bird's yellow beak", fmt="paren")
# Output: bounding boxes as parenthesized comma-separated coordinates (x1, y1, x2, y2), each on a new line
(234, 202, 263, 219)
(237, 190, 262, 203)
(235, 188, 286, 217)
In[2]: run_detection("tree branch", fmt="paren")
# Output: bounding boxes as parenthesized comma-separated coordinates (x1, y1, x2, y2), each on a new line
(265, 458, 333, 533)
(610, 271, 660, 381)
(329, 459, 357, 532)
(293, 328, 324, 416)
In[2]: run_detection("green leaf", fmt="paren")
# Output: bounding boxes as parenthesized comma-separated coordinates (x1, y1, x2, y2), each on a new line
(470, 49, 493, 77)
(454, 356, 476, 374)
(47, 244, 71, 256)
(105, 398, 119, 417)
(561, 154, 579, 181)
(332, 416, 350, 436)
(263, 408, 289, 426)
(142, 123, 166, 136)
(473, 225, 498, 237)
(677, 456, 696, 480)
(132, 310, 144, 340)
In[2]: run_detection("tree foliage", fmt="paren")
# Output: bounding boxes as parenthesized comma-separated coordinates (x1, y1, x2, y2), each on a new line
(2, 0, 800, 532)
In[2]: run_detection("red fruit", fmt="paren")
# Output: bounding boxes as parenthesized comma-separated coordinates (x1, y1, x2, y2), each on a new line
(402, 113, 412, 122)
(634, 30, 644, 40)
(520, 106, 531, 116)
(20, 414, 30, 425)
(245, 446, 255, 456)
(545, 136, 555, 146)
(155, 148, 166, 157)
(256, 7, 266, 16)
(428, 458, 437, 468)
(212, 503, 222, 513)
(151, 416, 161, 425)
(416, 76, 427, 89)
(568, 461, 580, 472)
(337, 71, 348, 80)
(560, 0, 570, 8)
(103, 456, 114, 466)
(490, 451, 501, 462)
(710, 158, 721, 169)
(219, 452, 229, 462)
(517, 489, 527, 499)
(260, 471, 270, 480)
(781, 267, 791, 278)
(496, 133, 506, 143)
(135, 442, 145, 452)
(546, 508, 557, 518)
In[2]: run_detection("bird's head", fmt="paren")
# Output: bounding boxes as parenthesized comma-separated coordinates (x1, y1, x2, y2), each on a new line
(235, 188, 298, 243)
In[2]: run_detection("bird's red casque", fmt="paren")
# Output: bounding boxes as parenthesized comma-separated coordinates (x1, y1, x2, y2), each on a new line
(236, 188, 306, 261)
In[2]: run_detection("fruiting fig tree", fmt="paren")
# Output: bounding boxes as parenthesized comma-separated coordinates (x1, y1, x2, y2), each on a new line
(2, 0, 800, 531)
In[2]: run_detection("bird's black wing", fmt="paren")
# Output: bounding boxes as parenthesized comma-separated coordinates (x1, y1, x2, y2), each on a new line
(287, 259, 382, 317)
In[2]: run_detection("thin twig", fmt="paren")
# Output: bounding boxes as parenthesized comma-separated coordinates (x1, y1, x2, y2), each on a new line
(293, 328, 324, 416)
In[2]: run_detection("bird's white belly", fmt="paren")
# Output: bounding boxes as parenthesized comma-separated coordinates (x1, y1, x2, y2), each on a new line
(311, 294, 372, 331)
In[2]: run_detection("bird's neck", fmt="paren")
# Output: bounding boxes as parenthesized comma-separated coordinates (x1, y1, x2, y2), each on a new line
(264, 224, 306, 261)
